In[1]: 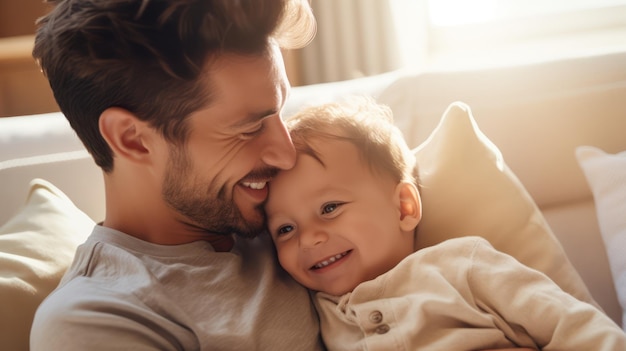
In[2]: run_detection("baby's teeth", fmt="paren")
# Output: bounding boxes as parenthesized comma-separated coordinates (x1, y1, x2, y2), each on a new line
(314, 252, 348, 269)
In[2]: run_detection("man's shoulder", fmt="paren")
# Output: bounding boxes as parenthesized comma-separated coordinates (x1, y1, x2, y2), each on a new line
(61, 234, 153, 284)
(30, 274, 189, 350)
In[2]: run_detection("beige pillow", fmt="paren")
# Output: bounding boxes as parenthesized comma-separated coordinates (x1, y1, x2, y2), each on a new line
(576, 146, 626, 330)
(413, 102, 597, 305)
(0, 178, 94, 351)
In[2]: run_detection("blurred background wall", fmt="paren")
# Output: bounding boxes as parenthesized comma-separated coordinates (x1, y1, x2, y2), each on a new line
(2, 0, 626, 117)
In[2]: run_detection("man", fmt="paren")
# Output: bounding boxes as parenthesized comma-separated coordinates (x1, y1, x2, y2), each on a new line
(30, 0, 323, 349)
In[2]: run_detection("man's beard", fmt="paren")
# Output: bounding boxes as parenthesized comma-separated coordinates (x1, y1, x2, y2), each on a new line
(162, 148, 266, 239)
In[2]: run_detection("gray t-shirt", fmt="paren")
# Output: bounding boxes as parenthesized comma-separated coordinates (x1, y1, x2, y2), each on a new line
(31, 225, 323, 350)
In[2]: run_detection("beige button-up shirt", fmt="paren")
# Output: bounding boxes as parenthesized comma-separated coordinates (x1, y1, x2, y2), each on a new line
(315, 236, 625, 350)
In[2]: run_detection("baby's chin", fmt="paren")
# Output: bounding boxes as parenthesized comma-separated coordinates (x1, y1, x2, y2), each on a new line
(307, 281, 357, 297)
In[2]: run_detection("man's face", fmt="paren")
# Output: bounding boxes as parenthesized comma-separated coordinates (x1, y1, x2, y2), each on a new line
(161, 45, 295, 238)
(265, 138, 415, 296)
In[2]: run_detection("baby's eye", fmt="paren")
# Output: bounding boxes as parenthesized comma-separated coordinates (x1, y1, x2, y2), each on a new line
(276, 225, 294, 236)
(321, 202, 342, 215)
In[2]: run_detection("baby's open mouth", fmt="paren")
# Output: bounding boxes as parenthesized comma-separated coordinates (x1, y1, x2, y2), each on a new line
(311, 250, 351, 270)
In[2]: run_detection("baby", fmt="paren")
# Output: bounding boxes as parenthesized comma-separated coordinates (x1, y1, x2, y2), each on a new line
(265, 97, 626, 350)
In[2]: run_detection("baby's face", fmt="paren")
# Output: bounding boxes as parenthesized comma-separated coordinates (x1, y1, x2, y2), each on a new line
(265, 138, 415, 296)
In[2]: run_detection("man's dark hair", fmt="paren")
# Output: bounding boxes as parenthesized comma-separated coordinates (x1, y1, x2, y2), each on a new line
(33, 0, 315, 172)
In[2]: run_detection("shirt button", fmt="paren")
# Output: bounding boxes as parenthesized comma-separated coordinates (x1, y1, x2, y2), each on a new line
(369, 311, 383, 324)
(374, 324, 390, 334)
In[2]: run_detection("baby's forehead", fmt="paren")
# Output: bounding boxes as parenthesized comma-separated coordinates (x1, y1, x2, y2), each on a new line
(295, 135, 358, 164)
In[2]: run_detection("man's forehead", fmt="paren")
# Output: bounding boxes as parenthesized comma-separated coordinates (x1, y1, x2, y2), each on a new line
(196, 53, 287, 122)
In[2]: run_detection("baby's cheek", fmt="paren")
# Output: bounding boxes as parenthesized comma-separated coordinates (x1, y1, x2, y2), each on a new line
(277, 246, 298, 273)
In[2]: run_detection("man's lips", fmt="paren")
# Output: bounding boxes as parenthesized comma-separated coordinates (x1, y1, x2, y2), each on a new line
(239, 180, 270, 202)
(310, 250, 351, 270)
(241, 167, 280, 190)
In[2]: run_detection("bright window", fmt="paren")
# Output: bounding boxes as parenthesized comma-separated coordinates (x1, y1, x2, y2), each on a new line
(392, 0, 626, 70)
(429, 0, 626, 26)
(295, 0, 626, 84)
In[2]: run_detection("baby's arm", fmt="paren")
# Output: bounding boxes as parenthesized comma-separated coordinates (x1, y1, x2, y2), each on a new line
(468, 238, 625, 350)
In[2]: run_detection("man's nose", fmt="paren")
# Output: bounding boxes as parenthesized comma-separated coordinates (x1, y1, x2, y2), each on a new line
(260, 115, 296, 170)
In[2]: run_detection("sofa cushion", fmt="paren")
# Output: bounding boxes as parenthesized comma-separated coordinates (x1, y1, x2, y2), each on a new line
(0, 149, 105, 225)
(413, 102, 597, 306)
(0, 112, 84, 162)
(0, 178, 95, 350)
(576, 146, 626, 330)
(379, 52, 626, 210)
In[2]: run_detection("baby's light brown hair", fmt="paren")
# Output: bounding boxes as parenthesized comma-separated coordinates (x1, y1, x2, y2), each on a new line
(285, 96, 419, 187)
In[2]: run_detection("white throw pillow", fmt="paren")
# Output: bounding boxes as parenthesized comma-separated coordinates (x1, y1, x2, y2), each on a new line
(413, 102, 597, 306)
(576, 145, 626, 330)
(0, 179, 94, 351)
(0, 149, 105, 225)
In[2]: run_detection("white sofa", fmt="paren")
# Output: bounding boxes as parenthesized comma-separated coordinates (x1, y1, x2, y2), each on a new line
(1, 51, 625, 349)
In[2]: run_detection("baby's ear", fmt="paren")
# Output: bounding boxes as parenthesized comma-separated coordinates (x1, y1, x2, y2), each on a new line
(395, 181, 422, 232)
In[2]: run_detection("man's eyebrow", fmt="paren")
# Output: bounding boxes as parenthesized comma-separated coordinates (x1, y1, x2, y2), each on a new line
(233, 109, 279, 127)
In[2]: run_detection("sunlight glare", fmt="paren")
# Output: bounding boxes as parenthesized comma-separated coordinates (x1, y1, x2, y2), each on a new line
(429, 0, 496, 26)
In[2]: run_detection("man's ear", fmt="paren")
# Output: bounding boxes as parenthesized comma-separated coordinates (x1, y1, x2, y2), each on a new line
(99, 107, 153, 164)
(395, 181, 422, 232)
